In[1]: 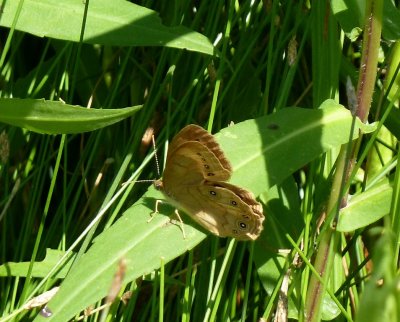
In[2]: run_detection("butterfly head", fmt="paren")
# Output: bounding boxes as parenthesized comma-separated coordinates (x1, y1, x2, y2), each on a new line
(153, 179, 164, 191)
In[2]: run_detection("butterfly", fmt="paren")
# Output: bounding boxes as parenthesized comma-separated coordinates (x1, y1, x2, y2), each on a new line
(153, 124, 264, 240)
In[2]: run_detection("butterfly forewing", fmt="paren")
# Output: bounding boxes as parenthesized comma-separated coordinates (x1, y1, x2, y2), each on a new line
(167, 124, 232, 173)
(163, 141, 231, 188)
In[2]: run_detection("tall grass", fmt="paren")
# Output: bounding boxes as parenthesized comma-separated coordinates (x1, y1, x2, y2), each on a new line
(1, 0, 399, 321)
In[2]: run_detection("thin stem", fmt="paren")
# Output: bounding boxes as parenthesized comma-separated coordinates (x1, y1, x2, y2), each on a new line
(304, 1, 383, 321)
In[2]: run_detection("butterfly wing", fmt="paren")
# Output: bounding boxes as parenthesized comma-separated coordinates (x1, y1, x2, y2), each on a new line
(157, 124, 264, 240)
(167, 124, 232, 174)
(166, 180, 264, 240)
(163, 141, 232, 186)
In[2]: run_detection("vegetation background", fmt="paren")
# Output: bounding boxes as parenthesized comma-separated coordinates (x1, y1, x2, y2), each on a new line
(0, 0, 399, 321)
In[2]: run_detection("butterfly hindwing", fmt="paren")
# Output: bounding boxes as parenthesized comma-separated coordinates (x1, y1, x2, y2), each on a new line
(195, 182, 264, 239)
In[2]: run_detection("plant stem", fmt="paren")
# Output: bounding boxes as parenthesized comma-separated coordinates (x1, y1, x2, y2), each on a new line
(304, 0, 383, 321)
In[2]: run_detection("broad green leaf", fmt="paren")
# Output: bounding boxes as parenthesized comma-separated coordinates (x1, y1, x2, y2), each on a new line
(33, 192, 206, 322)
(0, 249, 74, 279)
(221, 99, 376, 195)
(337, 181, 393, 232)
(0, 98, 141, 134)
(34, 100, 375, 321)
(1, 0, 214, 55)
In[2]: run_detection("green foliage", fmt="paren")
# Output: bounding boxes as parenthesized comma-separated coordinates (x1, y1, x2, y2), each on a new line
(0, 0, 399, 322)
(0, 0, 213, 54)
(0, 98, 141, 134)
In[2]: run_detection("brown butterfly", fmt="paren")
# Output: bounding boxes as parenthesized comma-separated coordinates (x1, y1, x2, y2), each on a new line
(154, 124, 264, 240)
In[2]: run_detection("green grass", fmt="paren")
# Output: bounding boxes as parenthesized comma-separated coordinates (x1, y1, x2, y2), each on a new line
(1, 0, 400, 321)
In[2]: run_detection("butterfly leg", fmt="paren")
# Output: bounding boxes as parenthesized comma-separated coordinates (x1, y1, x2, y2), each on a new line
(148, 199, 162, 223)
(171, 209, 187, 239)
(149, 202, 187, 239)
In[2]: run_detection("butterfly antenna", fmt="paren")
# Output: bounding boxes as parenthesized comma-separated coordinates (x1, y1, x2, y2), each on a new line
(121, 138, 160, 186)
(152, 134, 161, 177)
(123, 133, 161, 187)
